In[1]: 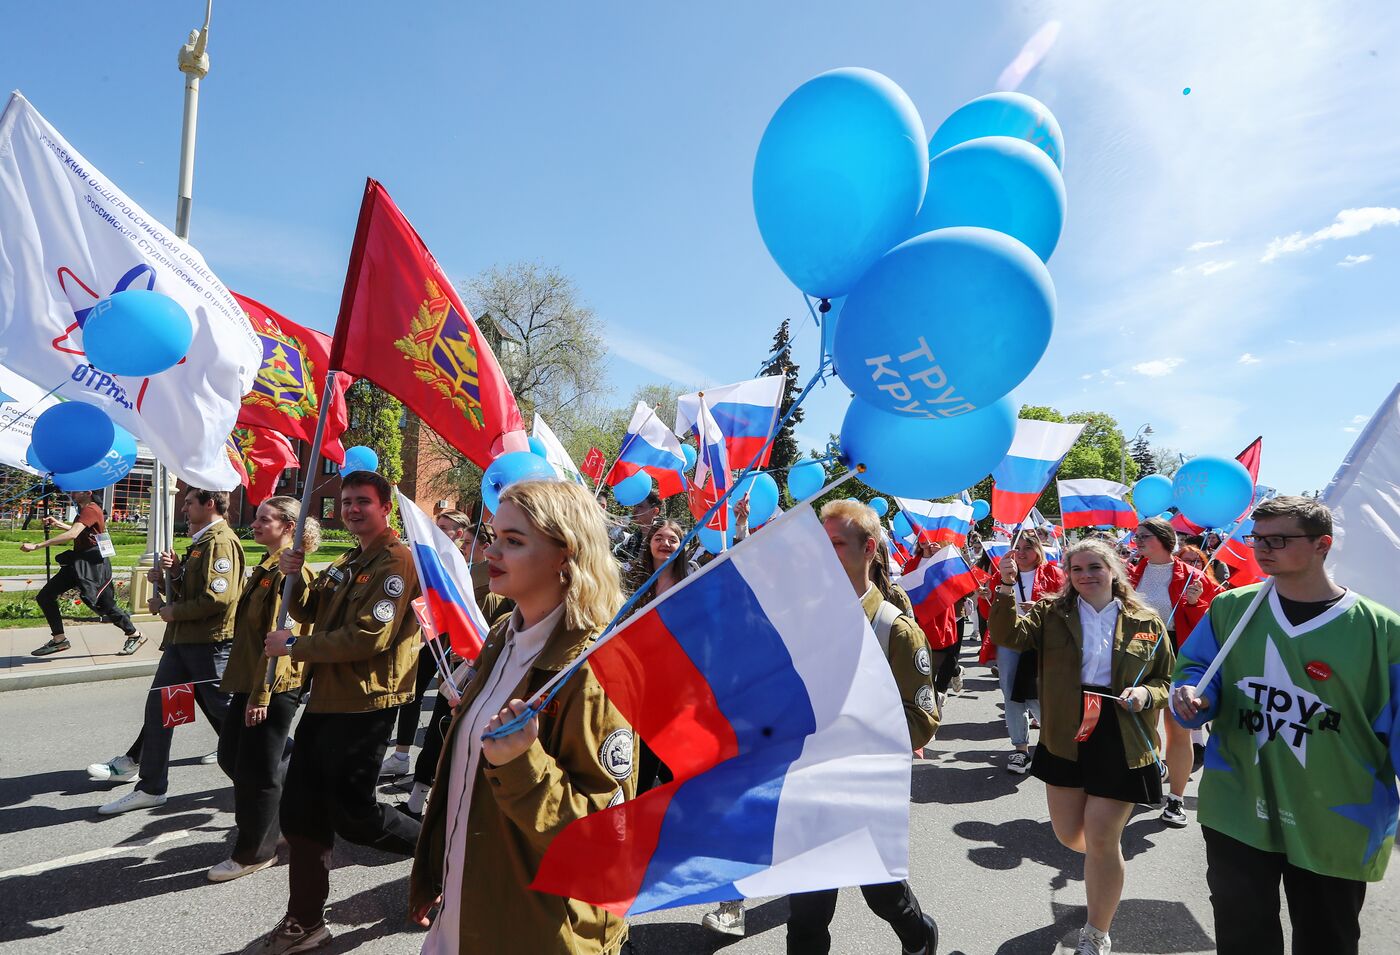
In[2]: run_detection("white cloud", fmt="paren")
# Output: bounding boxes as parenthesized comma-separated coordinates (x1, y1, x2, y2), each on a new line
(1080, 372, 1094, 380)
(1187, 239, 1227, 252)
(1338, 253, 1373, 267)
(1351, 414, 1369, 424)
(1261, 207, 1400, 262)
(1238, 353, 1261, 364)
(606, 324, 717, 388)
(1132, 358, 1183, 377)
(1172, 259, 1236, 277)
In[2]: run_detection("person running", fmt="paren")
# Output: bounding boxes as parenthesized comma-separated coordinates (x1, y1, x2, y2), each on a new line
(782, 499, 939, 955)
(1171, 496, 1400, 955)
(240, 471, 423, 954)
(382, 509, 474, 780)
(409, 479, 637, 955)
(996, 531, 1065, 774)
(97, 488, 244, 815)
(208, 497, 319, 883)
(25, 489, 147, 657)
(990, 538, 1174, 955)
(1126, 517, 1221, 827)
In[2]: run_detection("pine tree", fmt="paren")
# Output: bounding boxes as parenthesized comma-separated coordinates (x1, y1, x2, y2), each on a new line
(1130, 429, 1156, 477)
(758, 317, 803, 473)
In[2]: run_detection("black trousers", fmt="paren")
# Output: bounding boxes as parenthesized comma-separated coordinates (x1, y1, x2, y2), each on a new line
(929, 646, 960, 695)
(35, 563, 135, 637)
(1204, 826, 1367, 955)
(136, 643, 232, 796)
(394, 646, 438, 747)
(217, 691, 300, 864)
(412, 691, 455, 786)
(787, 881, 928, 954)
(123, 674, 228, 763)
(280, 709, 421, 926)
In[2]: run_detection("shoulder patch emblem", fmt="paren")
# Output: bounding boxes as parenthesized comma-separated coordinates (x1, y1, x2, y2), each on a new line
(598, 728, 634, 781)
(384, 575, 405, 598)
(189, 549, 202, 559)
(607, 788, 625, 809)
(259, 578, 272, 588)
(372, 599, 395, 623)
(914, 647, 931, 676)
(356, 573, 371, 584)
(210, 577, 228, 594)
(915, 684, 936, 715)
(213, 557, 232, 574)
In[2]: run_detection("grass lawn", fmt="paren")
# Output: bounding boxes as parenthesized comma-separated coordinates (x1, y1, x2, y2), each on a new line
(0, 534, 355, 568)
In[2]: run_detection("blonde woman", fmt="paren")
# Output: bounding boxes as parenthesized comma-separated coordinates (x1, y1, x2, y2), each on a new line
(210, 497, 318, 882)
(410, 480, 635, 955)
(990, 539, 1174, 955)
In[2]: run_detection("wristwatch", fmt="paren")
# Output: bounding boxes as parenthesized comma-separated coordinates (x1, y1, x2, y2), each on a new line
(284, 635, 298, 649)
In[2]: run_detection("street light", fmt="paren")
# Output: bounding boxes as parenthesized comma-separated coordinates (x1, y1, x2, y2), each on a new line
(1122, 423, 1152, 485)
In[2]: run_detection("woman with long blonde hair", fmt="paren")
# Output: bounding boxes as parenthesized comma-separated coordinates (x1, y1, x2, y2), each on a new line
(410, 480, 635, 955)
(990, 538, 1174, 955)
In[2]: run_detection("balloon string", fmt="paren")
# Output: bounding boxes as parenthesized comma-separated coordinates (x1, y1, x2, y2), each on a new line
(0, 374, 71, 438)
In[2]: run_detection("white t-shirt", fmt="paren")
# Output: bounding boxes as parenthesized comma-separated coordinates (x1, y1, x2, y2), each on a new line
(1135, 560, 1176, 631)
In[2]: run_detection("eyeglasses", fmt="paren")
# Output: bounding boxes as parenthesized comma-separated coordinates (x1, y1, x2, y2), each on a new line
(1243, 533, 1317, 551)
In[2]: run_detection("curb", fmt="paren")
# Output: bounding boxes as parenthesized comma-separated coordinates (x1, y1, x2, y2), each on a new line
(0, 659, 158, 692)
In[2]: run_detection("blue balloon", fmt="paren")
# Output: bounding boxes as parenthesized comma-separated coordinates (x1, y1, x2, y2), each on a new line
(1172, 456, 1255, 529)
(31, 402, 115, 474)
(1131, 475, 1174, 517)
(915, 136, 1066, 262)
(528, 436, 550, 459)
(821, 297, 844, 372)
(82, 290, 194, 377)
(52, 426, 138, 491)
(25, 443, 48, 473)
(892, 511, 914, 539)
(970, 498, 991, 522)
(482, 451, 558, 512)
(735, 472, 780, 526)
(929, 92, 1064, 170)
(339, 445, 380, 477)
(787, 460, 826, 500)
(833, 227, 1054, 418)
(840, 396, 1016, 499)
(698, 524, 735, 556)
(869, 496, 889, 517)
(612, 471, 654, 509)
(682, 444, 698, 472)
(753, 68, 929, 298)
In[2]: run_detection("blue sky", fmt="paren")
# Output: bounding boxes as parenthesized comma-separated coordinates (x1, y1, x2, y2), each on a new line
(4, 1, 1399, 494)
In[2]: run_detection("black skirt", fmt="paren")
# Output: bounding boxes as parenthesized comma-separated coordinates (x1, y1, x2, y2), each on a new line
(1031, 685, 1163, 805)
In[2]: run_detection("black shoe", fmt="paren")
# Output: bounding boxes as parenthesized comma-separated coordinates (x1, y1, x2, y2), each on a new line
(32, 637, 71, 656)
(903, 913, 938, 955)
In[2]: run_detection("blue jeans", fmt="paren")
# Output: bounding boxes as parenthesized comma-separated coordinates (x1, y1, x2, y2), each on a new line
(996, 645, 1040, 749)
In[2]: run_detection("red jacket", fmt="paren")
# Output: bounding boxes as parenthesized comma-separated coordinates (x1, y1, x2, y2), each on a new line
(1127, 556, 1222, 645)
(978, 562, 1065, 663)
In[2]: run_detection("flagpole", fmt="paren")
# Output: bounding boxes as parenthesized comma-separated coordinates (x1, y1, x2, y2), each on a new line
(395, 489, 460, 701)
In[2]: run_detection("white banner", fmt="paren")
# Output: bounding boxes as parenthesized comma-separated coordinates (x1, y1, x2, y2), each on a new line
(0, 363, 61, 475)
(0, 92, 260, 489)
(1322, 383, 1400, 613)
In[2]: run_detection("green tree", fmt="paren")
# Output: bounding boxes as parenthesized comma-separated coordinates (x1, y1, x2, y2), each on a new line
(1004, 405, 1136, 521)
(1130, 429, 1156, 477)
(344, 380, 404, 485)
(757, 318, 803, 473)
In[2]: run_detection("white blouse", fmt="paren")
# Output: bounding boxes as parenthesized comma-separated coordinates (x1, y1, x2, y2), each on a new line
(1077, 597, 1120, 687)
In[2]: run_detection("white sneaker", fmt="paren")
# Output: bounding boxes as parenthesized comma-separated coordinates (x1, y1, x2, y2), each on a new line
(1007, 751, 1031, 775)
(88, 755, 138, 782)
(200, 750, 219, 765)
(98, 789, 166, 815)
(701, 900, 745, 936)
(208, 856, 276, 882)
(379, 751, 411, 777)
(949, 669, 964, 695)
(1075, 924, 1112, 955)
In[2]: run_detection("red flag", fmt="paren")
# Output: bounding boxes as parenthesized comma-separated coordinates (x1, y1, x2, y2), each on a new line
(328, 180, 525, 469)
(160, 684, 196, 728)
(233, 292, 351, 464)
(1173, 437, 1264, 534)
(1217, 537, 1267, 586)
(231, 427, 300, 506)
(224, 433, 250, 487)
(580, 447, 607, 483)
(1074, 692, 1103, 742)
(411, 595, 439, 643)
(686, 476, 728, 533)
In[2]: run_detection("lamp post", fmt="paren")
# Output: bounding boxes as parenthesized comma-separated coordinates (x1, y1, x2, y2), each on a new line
(1121, 423, 1152, 485)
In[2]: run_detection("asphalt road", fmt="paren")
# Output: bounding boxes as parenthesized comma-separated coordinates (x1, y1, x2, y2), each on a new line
(2, 656, 1397, 954)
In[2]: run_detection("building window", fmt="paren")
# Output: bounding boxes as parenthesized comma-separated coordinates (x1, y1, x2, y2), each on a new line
(322, 458, 338, 475)
(320, 497, 336, 520)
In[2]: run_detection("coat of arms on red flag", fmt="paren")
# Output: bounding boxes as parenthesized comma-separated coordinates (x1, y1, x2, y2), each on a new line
(161, 684, 196, 728)
(328, 179, 525, 469)
(230, 427, 300, 506)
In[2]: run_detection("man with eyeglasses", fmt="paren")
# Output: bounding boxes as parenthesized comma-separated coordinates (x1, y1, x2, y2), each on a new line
(1171, 496, 1400, 955)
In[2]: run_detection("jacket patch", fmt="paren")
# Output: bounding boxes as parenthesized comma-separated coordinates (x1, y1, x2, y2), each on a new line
(372, 599, 395, 623)
(607, 788, 625, 808)
(190, 550, 202, 559)
(916, 685, 936, 715)
(384, 574, 405, 597)
(211, 578, 228, 593)
(914, 647, 931, 676)
(356, 574, 371, 584)
(260, 578, 272, 588)
(599, 728, 634, 780)
(213, 557, 232, 574)
(326, 566, 346, 584)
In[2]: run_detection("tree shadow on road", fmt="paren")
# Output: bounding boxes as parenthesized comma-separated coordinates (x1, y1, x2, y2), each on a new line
(911, 757, 1028, 806)
(993, 898, 1213, 954)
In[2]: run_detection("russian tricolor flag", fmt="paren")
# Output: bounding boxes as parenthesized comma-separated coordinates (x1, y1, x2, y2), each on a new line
(982, 537, 1012, 569)
(687, 398, 731, 533)
(606, 402, 689, 498)
(894, 497, 974, 548)
(899, 546, 979, 620)
(531, 505, 912, 915)
(676, 376, 784, 470)
(395, 490, 489, 661)
(1057, 478, 1138, 530)
(991, 419, 1084, 525)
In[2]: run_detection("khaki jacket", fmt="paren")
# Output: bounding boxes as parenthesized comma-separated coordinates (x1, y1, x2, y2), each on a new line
(166, 521, 245, 644)
(286, 527, 422, 714)
(410, 615, 634, 955)
(219, 547, 314, 705)
(989, 592, 1174, 769)
(862, 587, 939, 750)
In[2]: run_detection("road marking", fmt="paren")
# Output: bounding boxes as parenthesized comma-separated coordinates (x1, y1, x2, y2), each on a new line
(0, 829, 190, 880)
